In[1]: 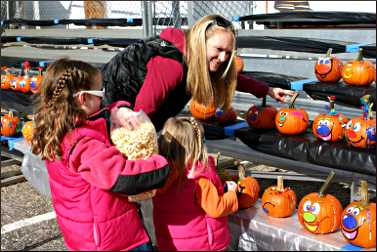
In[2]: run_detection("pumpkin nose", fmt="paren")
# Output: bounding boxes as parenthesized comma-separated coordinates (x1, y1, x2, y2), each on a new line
(303, 212, 316, 222)
(317, 125, 331, 137)
(343, 214, 358, 229)
(279, 116, 286, 122)
(316, 64, 330, 74)
(347, 130, 357, 139)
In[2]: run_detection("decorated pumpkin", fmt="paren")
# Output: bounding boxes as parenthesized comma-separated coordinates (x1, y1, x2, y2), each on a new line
(345, 95, 376, 149)
(275, 93, 309, 135)
(30, 66, 44, 94)
(1, 66, 13, 90)
(1, 111, 21, 137)
(15, 61, 31, 93)
(237, 163, 260, 209)
(246, 96, 277, 129)
(312, 96, 349, 142)
(22, 121, 34, 143)
(342, 48, 376, 86)
(190, 99, 216, 120)
(235, 55, 244, 74)
(341, 180, 376, 248)
(215, 107, 237, 124)
(261, 176, 297, 218)
(298, 171, 343, 234)
(314, 48, 343, 83)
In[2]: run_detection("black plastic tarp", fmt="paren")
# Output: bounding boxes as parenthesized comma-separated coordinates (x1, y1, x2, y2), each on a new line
(235, 127, 376, 176)
(239, 11, 376, 26)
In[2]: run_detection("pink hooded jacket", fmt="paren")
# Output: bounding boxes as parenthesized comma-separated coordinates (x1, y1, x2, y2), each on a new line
(46, 102, 169, 251)
(153, 156, 230, 251)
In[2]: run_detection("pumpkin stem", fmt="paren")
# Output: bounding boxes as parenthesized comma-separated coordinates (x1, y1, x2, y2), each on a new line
(326, 48, 333, 57)
(289, 92, 299, 109)
(238, 163, 246, 180)
(359, 180, 369, 206)
(262, 96, 267, 107)
(327, 96, 336, 114)
(319, 170, 335, 197)
(368, 103, 374, 120)
(215, 152, 221, 169)
(276, 176, 284, 192)
(356, 48, 364, 61)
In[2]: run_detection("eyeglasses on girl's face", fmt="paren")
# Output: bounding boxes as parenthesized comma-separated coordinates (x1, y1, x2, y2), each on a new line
(206, 16, 234, 33)
(73, 89, 105, 98)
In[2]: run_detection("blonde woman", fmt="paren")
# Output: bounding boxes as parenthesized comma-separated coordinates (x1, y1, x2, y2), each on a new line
(154, 116, 239, 250)
(103, 14, 294, 130)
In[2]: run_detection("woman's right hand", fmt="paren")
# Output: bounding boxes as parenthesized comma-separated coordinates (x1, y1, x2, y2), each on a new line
(110, 107, 140, 131)
(225, 181, 238, 192)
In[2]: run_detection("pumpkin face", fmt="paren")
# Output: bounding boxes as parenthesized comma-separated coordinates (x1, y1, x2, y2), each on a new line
(1, 112, 21, 137)
(298, 192, 343, 234)
(314, 50, 343, 83)
(190, 100, 216, 120)
(215, 107, 237, 124)
(238, 176, 260, 209)
(312, 113, 349, 142)
(341, 201, 376, 248)
(345, 117, 376, 148)
(275, 108, 309, 135)
(235, 56, 244, 74)
(246, 104, 277, 129)
(22, 121, 34, 143)
(261, 186, 297, 218)
(342, 50, 376, 86)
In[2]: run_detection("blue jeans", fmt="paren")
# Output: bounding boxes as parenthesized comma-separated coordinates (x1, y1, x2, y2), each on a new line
(130, 242, 153, 251)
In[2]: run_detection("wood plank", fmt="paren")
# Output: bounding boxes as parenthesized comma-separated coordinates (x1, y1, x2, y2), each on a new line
(1, 175, 27, 187)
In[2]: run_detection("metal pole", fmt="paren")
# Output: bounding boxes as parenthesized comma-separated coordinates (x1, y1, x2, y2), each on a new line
(142, 1, 153, 38)
(33, 1, 40, 29)
(172, 1, 180, 28)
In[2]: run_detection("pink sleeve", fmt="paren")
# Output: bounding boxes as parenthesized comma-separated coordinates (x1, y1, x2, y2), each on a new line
(236, 73, 270, 98)
(133, 55, 184, 121)
(68, 136, 169, 195)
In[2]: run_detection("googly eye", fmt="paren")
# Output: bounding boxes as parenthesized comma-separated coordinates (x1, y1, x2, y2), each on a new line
(353, 123, 361, 132)
(303, 200, 311, 211)
(312, 203, 321, 215)
(324, 58, 331, 64)
(352, 208, 360, 216)
(346, 207, 354, 214)
(346, 121, 353, 129)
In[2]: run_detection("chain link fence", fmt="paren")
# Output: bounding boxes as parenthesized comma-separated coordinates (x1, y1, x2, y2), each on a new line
(3, 1, 254, 36)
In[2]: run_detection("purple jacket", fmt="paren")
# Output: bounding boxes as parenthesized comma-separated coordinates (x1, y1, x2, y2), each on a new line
(46, 103, 169, 250)
(153, 156, 230, 251)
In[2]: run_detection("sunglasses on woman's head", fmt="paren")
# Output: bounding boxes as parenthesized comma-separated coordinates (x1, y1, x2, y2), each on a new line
(73, 89, 105, 98)
(206, 16, 234, 32)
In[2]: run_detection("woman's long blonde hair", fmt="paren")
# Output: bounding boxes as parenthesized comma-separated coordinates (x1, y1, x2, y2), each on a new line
(186, 14, 238, 110)
(31, 58, 99, 161)
(158, 116, 208, 183)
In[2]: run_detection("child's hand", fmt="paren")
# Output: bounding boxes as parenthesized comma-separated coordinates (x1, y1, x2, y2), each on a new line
(225, 181, 238, 192)
(128, 189, 157, 202)
(110, 107, 140, 131)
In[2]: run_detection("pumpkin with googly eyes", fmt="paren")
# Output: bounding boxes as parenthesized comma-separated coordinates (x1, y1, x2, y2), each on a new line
(312, 96, 349, 142)
(345, 95, 376, 149)
(275, 93, 309, 135)
(341, 180, 376, 248)
(315, 48, 343, 83)
(297, 171, 343, 234)
(246, 96, 277, 129)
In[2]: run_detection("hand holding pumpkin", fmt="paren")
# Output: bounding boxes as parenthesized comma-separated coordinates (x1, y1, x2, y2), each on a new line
(225, 180, 238, 192)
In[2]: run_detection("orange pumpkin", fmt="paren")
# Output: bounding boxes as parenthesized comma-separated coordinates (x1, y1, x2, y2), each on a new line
(215, 107, 237, 124)
(297, 171, 343, 234)
(261, 176, 297, 218)
(1, 66, 13, 90)
(342, 48, 376, 86)
(237, 164, 260, 209)
(312, 96, 349, 142)
(235, 55, 244, 74)
(15, 75, 31, 93)
(30, 66, 44, 94)
(341, 180, 376, 248)
(275, 93, 309, 135)
(246, 96, 277, 129)
(1, 111, 21, 137)
(315, 48, 343, 83)
(190, 99, 216, 120)
(345, 96, 376, 149)
(22, 121, 34, 143)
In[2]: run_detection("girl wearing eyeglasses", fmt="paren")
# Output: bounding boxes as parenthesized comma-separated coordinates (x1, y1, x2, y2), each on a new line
(31, 58, 170, 251)
(102, 14, 295, 131)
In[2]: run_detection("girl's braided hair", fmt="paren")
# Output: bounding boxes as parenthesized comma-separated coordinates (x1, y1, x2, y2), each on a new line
(31, 58, 99, 161)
